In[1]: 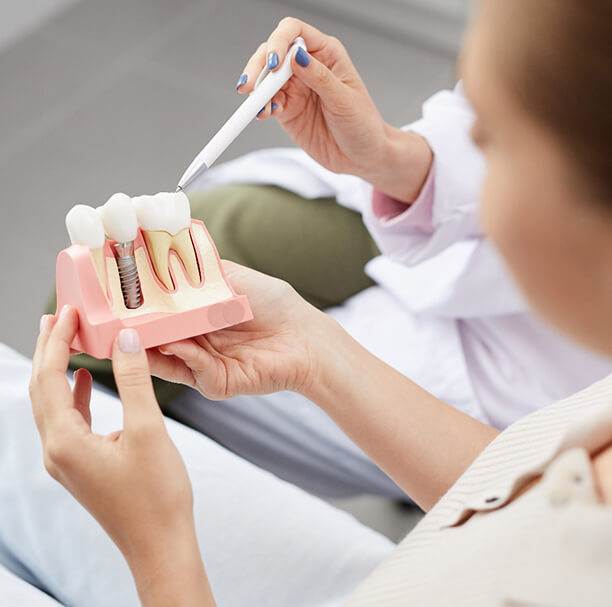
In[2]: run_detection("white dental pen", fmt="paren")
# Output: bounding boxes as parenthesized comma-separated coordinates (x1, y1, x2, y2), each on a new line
(176, 37, 306, 192)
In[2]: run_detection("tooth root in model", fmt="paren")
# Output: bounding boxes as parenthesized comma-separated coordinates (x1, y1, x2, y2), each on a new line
(99, 193, 143, 309)
(133, 191, 201, 291)
(142, 230, 173, 290)
(171, 228, 200, 284)
(65, 204, 107, 291)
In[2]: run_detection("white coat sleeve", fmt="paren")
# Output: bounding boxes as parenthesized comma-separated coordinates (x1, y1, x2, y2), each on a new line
(362, 81, 486, 265)
(363, 82, 530, 318)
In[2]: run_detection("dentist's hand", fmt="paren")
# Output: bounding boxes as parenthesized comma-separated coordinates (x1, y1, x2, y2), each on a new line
(30, 308, 214, 606)
(147, 261, 329, 401)
(238, 17, 432, 202)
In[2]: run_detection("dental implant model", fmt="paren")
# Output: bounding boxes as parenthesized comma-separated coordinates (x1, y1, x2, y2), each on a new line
(65, 204, 107, 291)
(133, 192, 200, 290)
(98, 193, 142, 309)
(55, 190, 252, 359)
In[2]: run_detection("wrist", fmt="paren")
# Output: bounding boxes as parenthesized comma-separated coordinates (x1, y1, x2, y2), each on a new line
(299, 314, 362, 410)
(366, 125, 433, 203)
(124, 522, 214, 606)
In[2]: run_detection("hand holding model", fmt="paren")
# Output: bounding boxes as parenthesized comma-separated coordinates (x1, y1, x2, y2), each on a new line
(239, 17, 433, 202)
(30, 308, 215, 606)
(148, 261, 497, 513)
(31, 261, 496, 606)
(147, 260, 328, 400)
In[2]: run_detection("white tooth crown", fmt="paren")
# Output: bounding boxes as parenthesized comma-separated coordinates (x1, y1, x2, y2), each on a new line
(65, 203, 108, 292)
(99, 193, 139, 243)
(132, 192, 191, 236)
(65, 204, 106, 249)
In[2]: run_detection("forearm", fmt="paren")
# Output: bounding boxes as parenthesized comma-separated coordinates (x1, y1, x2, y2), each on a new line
(364, 125, 433, 203)
(304, 316, 499, 511)
(124, 525, 216, 607)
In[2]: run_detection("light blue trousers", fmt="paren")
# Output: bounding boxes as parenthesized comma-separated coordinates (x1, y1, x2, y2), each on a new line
(0, 345, 393, 606)
(165, 387, 406, 499)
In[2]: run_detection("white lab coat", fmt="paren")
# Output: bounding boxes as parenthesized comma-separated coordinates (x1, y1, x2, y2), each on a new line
(192, 83, 612, 429)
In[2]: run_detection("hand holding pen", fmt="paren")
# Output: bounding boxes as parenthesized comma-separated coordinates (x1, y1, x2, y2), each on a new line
(234, 17, 432, 203)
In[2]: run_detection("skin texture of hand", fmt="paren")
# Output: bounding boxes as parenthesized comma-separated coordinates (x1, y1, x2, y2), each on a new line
(151, 260, 499, 510)
(29, 307, 215, 606)
(238, 17, 433, 202)
(148, 260, 329, 401)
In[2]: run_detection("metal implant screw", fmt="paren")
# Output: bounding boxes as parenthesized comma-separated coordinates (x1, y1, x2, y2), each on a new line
(113, 242, 142, 309)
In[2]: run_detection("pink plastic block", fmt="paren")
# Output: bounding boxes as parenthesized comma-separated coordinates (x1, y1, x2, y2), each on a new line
(56, 219, 253, 359)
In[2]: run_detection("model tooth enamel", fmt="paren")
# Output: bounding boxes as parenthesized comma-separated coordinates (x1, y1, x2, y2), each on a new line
(132, 192, 200, 290)
(98, 193, 139, 242)
(65, 204, 107, 289)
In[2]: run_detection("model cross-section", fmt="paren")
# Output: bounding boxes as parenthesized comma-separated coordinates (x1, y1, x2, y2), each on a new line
(58, 191, 253, 359)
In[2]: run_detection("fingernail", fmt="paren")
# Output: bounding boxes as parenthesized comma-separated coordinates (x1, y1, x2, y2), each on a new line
(39, 314, 49, 333)
(159, 348, 171, 356)
(271, 102, 278, 112)
(267, 52, 279, 70)
(257, 107, 265, 117)
(59, 305, 70, 321)
(235, 73, 247, 89)
(295, 47, 310, 67)
(119, 328, 141, 354)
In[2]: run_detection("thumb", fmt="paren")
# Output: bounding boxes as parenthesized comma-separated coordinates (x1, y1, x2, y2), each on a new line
(112, 328, 164, 430)
(291, 47, 346, 104)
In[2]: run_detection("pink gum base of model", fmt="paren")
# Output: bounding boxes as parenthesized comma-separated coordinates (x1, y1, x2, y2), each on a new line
(55, 219, 253, 359)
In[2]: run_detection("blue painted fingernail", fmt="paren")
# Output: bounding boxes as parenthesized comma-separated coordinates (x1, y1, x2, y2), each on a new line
(257, 107, 265, 117)
(235, 74, 247, 89)
(267, 52, 279, 70)
(295, 47, 310, 67)
(271, 103, 278, 112)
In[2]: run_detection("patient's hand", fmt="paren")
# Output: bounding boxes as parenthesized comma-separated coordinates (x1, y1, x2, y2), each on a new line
(30, 308, 214, 605)
(147, 260, 329, 400)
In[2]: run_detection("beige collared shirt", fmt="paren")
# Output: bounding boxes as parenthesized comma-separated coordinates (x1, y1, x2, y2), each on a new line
(346, 375, 612, 606)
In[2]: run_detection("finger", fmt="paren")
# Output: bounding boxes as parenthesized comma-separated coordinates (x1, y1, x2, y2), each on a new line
(72, 369, 93, 428)
(237, 42, 266, 95)
(30, 307, 83, 437)
(220, 259, 242, 274)
(159, 339, 225, 400)
(160, 339, 216, 373)
(266, 17, 329, 72)
(256, 100, 273, 121)
(268, 90, 286, 116)
(32, 306, 79, 422)
(147, 348, 197, 388)
(41, 305, 80, 375)
(31, 313, 56, 379)
(290, 48, 346, 103)
(30, 315, 54, 436)
(157, 339, 208, 363)
(112, 329, 164, 431)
